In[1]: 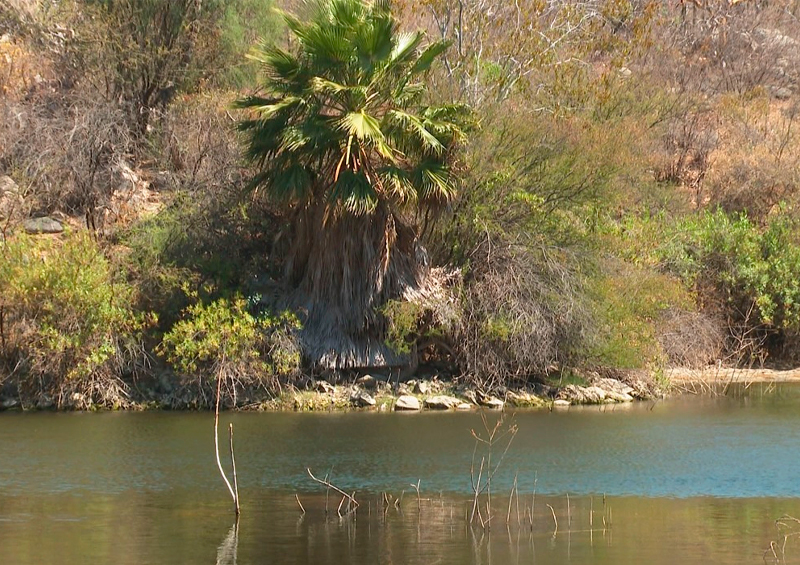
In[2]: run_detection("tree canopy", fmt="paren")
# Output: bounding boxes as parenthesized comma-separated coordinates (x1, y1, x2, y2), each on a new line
(236, 0, 469, 217)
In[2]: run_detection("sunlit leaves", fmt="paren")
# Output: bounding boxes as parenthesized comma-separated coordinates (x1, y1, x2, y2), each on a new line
(236, 0, 469, 216)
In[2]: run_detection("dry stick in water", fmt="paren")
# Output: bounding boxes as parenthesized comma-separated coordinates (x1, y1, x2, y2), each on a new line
(411, 479, 421, 511)
(566, 492, 571, 530)
(214, 376, 239, 516)
(547, 504, 558, 536)
(506, 473, 518, 526)
(307, 468, 359, 515)
(229, 424, 240, 516)
(295, 494, 306, 514)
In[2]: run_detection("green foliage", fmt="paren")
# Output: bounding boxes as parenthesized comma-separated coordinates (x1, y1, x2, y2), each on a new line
(158, 294, 301, 386)
(236, 0, 469, 215)
(659, 209, 800, 332)
(589, 260, 691, 369)
(381, 299, 425, 355)
(215, 0, 282, 88)
(0, 232, 144, 406)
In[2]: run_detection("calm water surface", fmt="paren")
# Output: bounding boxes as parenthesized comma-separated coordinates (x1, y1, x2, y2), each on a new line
(3, 386, 800, 564)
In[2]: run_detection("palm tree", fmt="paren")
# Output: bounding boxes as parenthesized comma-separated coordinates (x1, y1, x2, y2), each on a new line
(236, 0, 468, 369)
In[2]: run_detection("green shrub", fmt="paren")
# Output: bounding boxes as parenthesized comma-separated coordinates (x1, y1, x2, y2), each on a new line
(0, 232, 145, 408)
(658, 209, 800, 360)
(158, 294, 301, 406)
(589, 260, 693, 369)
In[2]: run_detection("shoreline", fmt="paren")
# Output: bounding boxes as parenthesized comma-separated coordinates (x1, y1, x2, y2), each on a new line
(4, 367, 800, 412)
(666, 367, 800, 385)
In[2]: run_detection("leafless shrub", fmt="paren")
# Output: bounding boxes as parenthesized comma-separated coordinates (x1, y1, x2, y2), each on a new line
(1, 89, 134, 221)
(657, 308, 724, 368)
(654, 109, 718, 204)
(452, 238, 592, 390)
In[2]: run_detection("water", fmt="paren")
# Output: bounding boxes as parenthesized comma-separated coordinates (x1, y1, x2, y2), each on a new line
(3, 386, 800, 564)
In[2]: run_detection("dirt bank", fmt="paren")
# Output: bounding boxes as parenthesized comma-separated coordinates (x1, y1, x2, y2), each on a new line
(668, 367, 800, 387)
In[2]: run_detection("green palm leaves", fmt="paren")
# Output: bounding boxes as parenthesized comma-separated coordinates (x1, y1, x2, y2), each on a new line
(236, 0, 468, 215)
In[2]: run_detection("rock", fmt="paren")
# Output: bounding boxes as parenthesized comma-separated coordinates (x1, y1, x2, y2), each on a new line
(772, 86, 792, 100)
(0, 175, 23, 221)
(36, 394, 54, 409)
(582, 386, 607, 404)
(423, 395, 461, 410)
(484, 397, 505, 410)
(397, 383, 412, 396)
(23, 216, 63, 234)
(395, 395, 421, 411)
(413, 380, 429, 394)
(456, 403, 473, 411)
(553, 399, 571, 407)
(314, 380, 335, 394)
(604, 390, 634, 403)
(350, 389, 376, 407)
(0, 398, 19, 410)
(463, 390, 478, 405)
(356, 375, 378, 389)
(475, 390, 504, 409)
(595, 378, 634, 396)
(506, 391, 545, 407)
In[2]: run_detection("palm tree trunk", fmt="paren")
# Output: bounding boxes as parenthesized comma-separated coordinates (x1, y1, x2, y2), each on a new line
(285, 202, 427, 369)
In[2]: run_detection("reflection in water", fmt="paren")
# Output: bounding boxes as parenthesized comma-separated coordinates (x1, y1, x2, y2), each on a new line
(216, 521, 239, 565)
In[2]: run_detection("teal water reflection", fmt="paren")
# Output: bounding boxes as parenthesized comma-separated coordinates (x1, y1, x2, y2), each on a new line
(3, 387, 800, 564)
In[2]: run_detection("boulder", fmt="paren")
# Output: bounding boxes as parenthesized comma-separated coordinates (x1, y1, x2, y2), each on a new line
(506, 391, 545, 407)
(476, 390, 504, 409)
(553, 399, 571, 407)
(582, 386, 607, 404)
(423, 395, 461, 410)
(604, 389, 634, 403)
(456, 403, 473, 411)
(314, 380, 335, 394)
(484, 397, 505, 410)
(413, 380, 430, 394)
(395, 395, 421, 411)
(23, 216, 63, 234)
(350, 389, 376, 407)
(0, 175, 23, 222)
(463, 390, 478, 405)
(356, 375, 378, 389)
(0, 398, 19, 410)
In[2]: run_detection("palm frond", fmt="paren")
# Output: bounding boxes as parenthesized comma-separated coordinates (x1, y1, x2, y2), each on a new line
(386, 109, 444, 154)
(411, 40, 451, 74)
(330, 169, 377, 214)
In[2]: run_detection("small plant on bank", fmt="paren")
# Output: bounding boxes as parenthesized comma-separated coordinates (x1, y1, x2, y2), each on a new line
(158, 293, 301, 407)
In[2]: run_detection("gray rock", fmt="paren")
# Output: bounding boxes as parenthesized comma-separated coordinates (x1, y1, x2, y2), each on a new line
(476, 390, 504, 409)
(423, 395, 461, 410)
(356, 375, 377, 389)
(604, 390, 634, 403)
(456, 403, 473, 411)
(350, 389, 376, 407)
(1, 398, 19, 410)
(773, 86, 792, 100)
(484, 397, 505, 410)
(582, 386, 607, 404)
(596, 378, 633, 393)
(395, 395, 421, 411)
(24, 216, 63, 234)
(413, 380, 429, 394)
(37, 394, 54, 409)
(314, 380, 335, 394)
(553, 399, 571, 407)
(0, 175, 23, 221)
